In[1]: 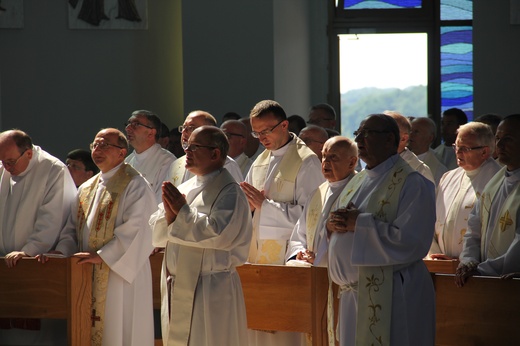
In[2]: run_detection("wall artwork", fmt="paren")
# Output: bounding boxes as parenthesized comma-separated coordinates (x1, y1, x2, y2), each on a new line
(0, 0, 24, 29)
(68, 0, 148, 30)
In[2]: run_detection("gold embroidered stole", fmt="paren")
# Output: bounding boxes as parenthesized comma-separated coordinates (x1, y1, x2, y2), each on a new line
(480, 167, 519, 259)
(168, 170, 236, 346)
(170, 156, 187, 187)
(77, 163, 138, 346)
(337, 157, 412, 346)
(305, 182, 329, 252)
(248, 136, 314, 264)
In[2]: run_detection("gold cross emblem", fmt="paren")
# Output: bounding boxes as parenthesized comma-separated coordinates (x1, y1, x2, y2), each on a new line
(499, 210, 513, 232)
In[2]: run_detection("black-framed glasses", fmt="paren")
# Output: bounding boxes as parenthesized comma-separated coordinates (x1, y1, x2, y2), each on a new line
(90, 141, 125, 151)
(182, 142, 217, 152)
(452, 144, 487, 153)
(124, 121, 154, 130)
(178, 125, 197, 133)
(1, 149, 28, 168)
(353, 129, 390, 138)
(251, 120, 284, 138)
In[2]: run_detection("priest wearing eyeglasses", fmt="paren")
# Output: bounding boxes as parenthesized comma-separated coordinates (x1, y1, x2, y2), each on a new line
(240, 100, 324, 346)
(124, 109, 176, 203)
(0, 129, 76, 344)
(168, 110, 243, 186)
(150, 126, 251, 346)
(429, 122, 501, 260)
(52, 128, 157, 346)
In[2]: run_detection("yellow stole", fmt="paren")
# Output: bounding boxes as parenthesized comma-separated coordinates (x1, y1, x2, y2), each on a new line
(170, 156, 187, 187)
(336, 156, 412, 345)
(248, 136, 315, 264)
(480, 167, 520, 260)
(305, 182, 329, 252)
(77, 163, 138, 346)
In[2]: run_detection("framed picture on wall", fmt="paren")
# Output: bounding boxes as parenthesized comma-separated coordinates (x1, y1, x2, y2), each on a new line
(0, 0, 24, 29)
(68, 0, 148, 30)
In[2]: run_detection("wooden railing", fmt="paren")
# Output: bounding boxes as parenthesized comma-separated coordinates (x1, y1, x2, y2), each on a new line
(3, 256, 519, 346)
(0, 257, 92, 346)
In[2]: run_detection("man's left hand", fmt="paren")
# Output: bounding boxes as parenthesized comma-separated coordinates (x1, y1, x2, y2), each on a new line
(74, 252, 103, 265)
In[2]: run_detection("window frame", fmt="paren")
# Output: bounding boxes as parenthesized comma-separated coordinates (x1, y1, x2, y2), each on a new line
(328, 0, 472, 145)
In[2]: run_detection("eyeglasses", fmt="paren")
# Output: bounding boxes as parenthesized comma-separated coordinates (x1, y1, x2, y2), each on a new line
(178, 125, 197, 133)
(66, 162, 86, 171)
(1, 149, 28, 168)
(251, 120, 284, 138)
(452, 144, 487, 153)
(353, 129, 390, 138)
(124, 121, 154, 130)
(182, 142, 217, 152)
(90, 141, 125, 151)
(224, 132, 245, 139)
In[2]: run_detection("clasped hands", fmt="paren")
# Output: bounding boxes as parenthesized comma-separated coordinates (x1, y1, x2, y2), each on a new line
(162, 181, 187, 225)
(326, 202, 359, 234)
(239, 182, 266, 211)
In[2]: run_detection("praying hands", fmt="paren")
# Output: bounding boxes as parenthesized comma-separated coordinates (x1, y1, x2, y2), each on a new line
(327, 202, 360, 234)
(162, 181, 187, 225)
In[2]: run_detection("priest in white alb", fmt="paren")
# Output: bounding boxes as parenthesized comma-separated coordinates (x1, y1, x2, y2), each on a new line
(55, 128, 156, 346)
(328, 114, 436, 346)
(456, 114, 520, 286)
(150, 126, 251, 346)
(286, 136, 358, 267)
(430, 122, 501, 259)
(124, 110, 176, 202)
(0, 129, 76, 345)
(240, 100, 324, 346)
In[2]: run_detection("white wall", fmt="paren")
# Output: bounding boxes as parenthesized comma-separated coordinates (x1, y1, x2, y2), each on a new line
(0, 0, 515, 161)
(0, 0, 183, 159)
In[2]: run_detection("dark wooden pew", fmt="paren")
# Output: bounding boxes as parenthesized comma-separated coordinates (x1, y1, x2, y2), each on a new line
(4, 255, 518, 346)
(0, 257, 92, 346)
(433, 273, 520, 345)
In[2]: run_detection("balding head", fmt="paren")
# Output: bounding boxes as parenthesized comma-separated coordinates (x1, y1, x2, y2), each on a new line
(409, 117, 436, 155)
(384, 110, 411, 153)
(0, 129, 34, 176)
(299, 125, 329, 160)
(184, 126, 228, 176)
(180, 110, 217, 144)
(91, 128, 128, 173)
(321, 136, 358, 182)
(221, 120, 248, 158)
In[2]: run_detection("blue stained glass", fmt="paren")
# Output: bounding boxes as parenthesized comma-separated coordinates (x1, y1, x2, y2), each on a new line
(441, 25, 473, 120)
(441, 0, 472, 20)
(344, 0, 421, 10)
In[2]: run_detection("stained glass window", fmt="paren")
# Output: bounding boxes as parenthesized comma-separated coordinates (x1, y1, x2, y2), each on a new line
(441, 0, 472, 20)
(343, 0, 422, 10)
(440, 26, 473, 120)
